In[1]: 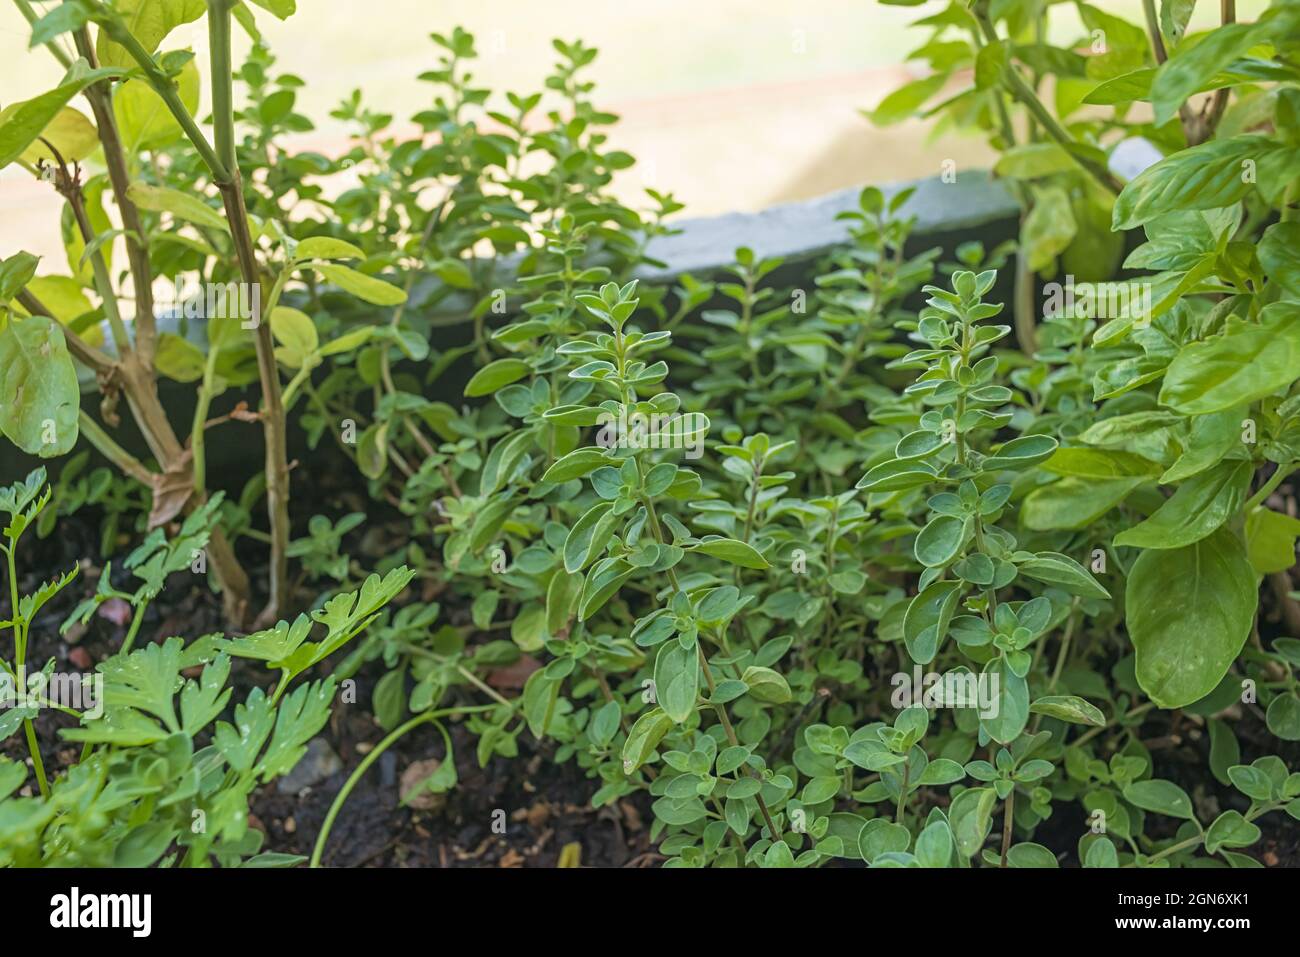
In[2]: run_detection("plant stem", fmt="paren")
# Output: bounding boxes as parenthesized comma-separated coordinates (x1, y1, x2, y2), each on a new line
(95, 5, 229, 180)
(1141, 0, 1169, 63)
(71, 24, 156, 363)
(1013, 241, 1037, 355)
(77, 411, 156, 487)
(972, 5, 1120, 195)
(205, 0, 292, 621)
(62, 183, 131, 354)
(1000, 786, 1015, 866)
(190, 339, 226, 498)
(17, 291, 116, 372)
(1245, 462, 1297, 513)
(1137, 799, 1281, 866)
(22, 719, 49, 797)
(695, 643, 782, 845)
(310, 705, 498, 867)
(119, 600, 149, 655)
(1048, 598, 1079, 691)
(79, 0, 252, 625)
(1193, 0, 1236, 144)
(5, 544, 49, 797)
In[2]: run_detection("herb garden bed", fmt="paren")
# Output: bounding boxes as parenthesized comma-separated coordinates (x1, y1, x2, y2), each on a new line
(2, 0, 1300, 877)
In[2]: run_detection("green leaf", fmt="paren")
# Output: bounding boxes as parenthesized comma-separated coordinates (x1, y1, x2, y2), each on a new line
(1083, 836, 1119, 867)
(1022, 186, 1076, 272)
(1160, 305, 1300, 414)
(1226, 764, 1275, 802)
(154, 332, 206, 382)
(432, 258, 475, 289)
(1083, 69, 1155, 105)
(468, 494, 515, 553)
(127, 182, 228, 232)
(1127, 528, 1257, 709)
(914, 817, 954, 868)
(1160, 408, 1243, 484)
(295, 237, 364, 262)
(1029, 695, 1105, 727)
(114, 823, 173, 867)
(541, 447, 610, 483)
(214, 616, 306, 671)
(29, 1, 90, 46)
(858, 820, 911, 864)
(313, 263, 407, 306)
(545, 569, 582, 636)
(1258, 222, 1300, 298)
(318, 326, 375, 357)
(1149, 21, 1265, 125)
(916, 758, 965, 786)
(622, 708, 672, 773)
(869, 73, 948, 125)
(247, 0, 297, 19)
(0, 104, 97, 166)
(95, 0, 205, 68)
(219, 568, 413, 680)
(563, 502, 616, 574)
(1160, 0, 1196, 44)
(690, 537, 769, 570)
(1042, 447, 1161, 479)
(1114, 461, 1252, 550)
(654, 641, 699, 723)
(464, 358, 531, 397)
(356, 422, 388, 480)
(856, 459, 937, 493)
(986, 436, 1059, 471)
(1007, 843, 1059, 868)
(1245, 507, 1300, 575)
(589, 700, 621, 748)
(948, 786, 996, 859)
(1204, 809, 1261, 855)
(1017, 551, 1110, 599)
(0, 315, 79, 456)
(269, 306, 319, 368)
(914, 514, 966, 567)
(1266, 693, 1300, 741)
(114, 58, 199, 153)
(65, 637, 187, 744)
(1202, 719, 1239, 788)
(902, 579, 962, 665)
(372, 668, 405, 731)
(741, 666, 792, 704)
(0, 61, 121, 168)
(1022, 477, 1143, 530)
(974, 40, 1007, 90)
(256, 679, 334, 781)
(521, 668, 561, 739)
(993, 143, 1077, 179)
(214, 688, 275, 774)
(1112, 136, 1281, 230)
(0, 252, 39, 303)
(1123, 779, 1196, 820)
(981, 657, 1029, 745)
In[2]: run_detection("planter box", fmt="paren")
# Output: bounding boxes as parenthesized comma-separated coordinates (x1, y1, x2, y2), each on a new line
(1, 172, 1021, 484)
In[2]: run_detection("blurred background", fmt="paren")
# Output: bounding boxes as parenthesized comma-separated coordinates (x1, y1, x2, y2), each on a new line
(1, 0, 1240, 263)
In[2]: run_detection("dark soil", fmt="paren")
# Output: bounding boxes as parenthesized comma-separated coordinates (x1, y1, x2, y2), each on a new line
(2, 450, 1296, 868)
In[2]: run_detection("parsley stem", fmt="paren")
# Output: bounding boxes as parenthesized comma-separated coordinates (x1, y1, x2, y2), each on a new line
(310, 704, 500, 867)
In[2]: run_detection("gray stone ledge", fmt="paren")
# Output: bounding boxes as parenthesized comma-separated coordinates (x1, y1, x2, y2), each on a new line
(637, 171, 1019, 280)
